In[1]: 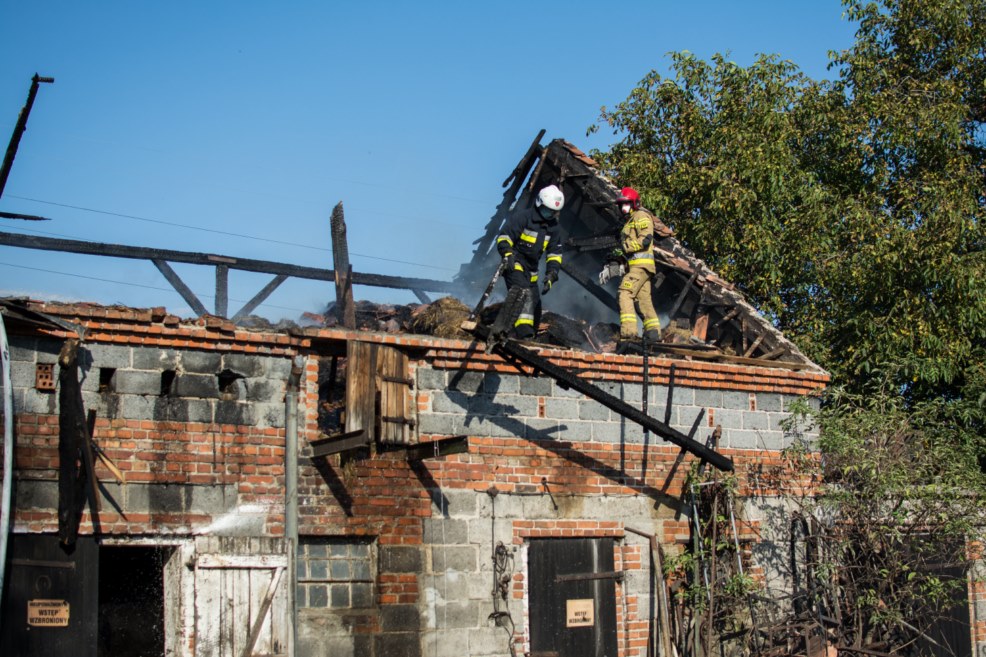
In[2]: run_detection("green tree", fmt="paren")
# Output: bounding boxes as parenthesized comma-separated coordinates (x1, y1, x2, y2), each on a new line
(591, 0, 986, 404)
(590, 0, 986, 653)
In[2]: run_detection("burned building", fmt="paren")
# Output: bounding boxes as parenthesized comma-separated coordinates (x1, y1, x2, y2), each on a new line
(0, 135, 979, 657)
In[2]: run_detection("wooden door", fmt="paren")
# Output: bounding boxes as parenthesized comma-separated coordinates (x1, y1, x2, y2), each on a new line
(192, 538, 288, 657)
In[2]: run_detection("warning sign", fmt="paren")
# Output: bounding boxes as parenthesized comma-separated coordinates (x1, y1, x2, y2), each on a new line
(566, 599, 594, 627)
(28, 599, 69, 627)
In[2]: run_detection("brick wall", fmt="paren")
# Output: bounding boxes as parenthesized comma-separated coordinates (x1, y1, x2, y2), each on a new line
(2, 303, 834, 657)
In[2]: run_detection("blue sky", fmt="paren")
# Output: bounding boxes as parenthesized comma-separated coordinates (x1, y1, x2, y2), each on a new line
(0, 1, 857, 321)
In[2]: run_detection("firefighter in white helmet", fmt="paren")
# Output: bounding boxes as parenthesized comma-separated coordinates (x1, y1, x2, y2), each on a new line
(495, 184, 565, 339)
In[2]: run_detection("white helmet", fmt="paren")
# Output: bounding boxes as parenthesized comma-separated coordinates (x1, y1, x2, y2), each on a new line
(536, 184, 565, 212)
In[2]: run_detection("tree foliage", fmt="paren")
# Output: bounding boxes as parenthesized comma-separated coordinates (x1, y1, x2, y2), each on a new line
(590, 0, 986, 408)
(590, 0, 986, 652)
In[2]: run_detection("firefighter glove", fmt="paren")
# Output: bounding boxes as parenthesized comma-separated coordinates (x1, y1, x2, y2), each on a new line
(542, 269, 558, 294)
(598, 262, 626, 285)
(501, 252, 515, 272)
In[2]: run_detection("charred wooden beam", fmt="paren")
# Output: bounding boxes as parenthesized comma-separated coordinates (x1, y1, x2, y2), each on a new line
(565, 235, 619, 252)
(330, 202, 357, 329)
(466, 130, 545, 271)
(231, 274, 288, 322)
(0, 74, 55, 200)
(309, 429, 370, 458)
(559, 260, 619, 313)
(390, 435, 470, 460)
(472, 326, 733, 471)
(152, 259, 209, 316)
(0, 230, 460, 293)
(669, 269, 700, 320)
(0, 211, 49, 221)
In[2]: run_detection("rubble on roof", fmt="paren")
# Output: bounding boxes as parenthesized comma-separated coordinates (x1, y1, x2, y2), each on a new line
(451, 136, 823, 373)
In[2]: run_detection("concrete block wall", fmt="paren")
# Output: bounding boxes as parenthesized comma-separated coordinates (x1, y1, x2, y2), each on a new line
(7, 332, 293, 537)
(295, 335, 828, 657)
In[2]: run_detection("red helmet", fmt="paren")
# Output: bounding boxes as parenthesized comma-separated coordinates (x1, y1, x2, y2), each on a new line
(617, 187, 640, 210)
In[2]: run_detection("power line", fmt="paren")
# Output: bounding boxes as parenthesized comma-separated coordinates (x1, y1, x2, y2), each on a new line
(3, 197, 460, 272)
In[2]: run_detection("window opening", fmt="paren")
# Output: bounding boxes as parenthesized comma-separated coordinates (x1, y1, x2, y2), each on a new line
(297, 536, 375, 610)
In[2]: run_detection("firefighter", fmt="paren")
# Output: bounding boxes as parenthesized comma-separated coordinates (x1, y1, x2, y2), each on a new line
(614, 187, 661, 346)
(495, 184, 565, 339)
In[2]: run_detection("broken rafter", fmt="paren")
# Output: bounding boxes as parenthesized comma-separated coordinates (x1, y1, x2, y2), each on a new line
(0, 230, 459, 318)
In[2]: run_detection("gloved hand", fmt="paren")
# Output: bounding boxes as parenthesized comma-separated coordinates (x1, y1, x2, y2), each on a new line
(542, 269, 558, 294)
(501, 252, 515, 272)
(598, 262, 626, 285)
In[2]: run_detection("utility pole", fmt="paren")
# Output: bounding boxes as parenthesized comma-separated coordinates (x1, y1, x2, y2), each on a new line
(0, 73, 55, 200)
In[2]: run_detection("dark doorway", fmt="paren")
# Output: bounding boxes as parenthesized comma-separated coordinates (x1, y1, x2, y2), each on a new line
(528, 537, 619, 657)
(98, 545, 171, 657)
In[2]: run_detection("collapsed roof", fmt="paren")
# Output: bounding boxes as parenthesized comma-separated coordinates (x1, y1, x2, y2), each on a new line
(454, 133, 822, 373)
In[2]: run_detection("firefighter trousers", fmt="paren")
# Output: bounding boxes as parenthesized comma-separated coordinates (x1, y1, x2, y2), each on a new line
(618, 266, 660, 339)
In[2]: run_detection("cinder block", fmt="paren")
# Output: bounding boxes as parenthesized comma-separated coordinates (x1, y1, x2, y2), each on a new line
(544, 398, 578, 420)
(482, 372, 518, 394)
(380, 546, 422, 573)
(590, 421, 624, 443)
(431, 391, 469, 414)
(417, 414, 456, 436)
(267, 357, 295, 380)
(423, 518, 468, 545)
(131, 348, 179, 370)
(694, 388, 723, 408)
(180, 350, 221, 374)
(485, 394, 537, 418)
(579, 400, 610, 422)
(115, 369, 163, 396)
(83, 343, 132, 369)
(15, 480, 58, 510)
(173, 372, 220, 399)
(431, 600, 481, 629)
(416, 367, 446, 391)
(380, 606, 422, 633)
(223, 353, 267, 378)
(244, 378, 282, 403)
(555, 420, 592, 442)
(431, 546, 477, 573)
(215, 400, 255, 426)
(519, 376, 552, 396)
(524, 419, 562, 441)
(7, 337, 37, 362)
(447, 370, 483, 393)
(756, 393, 783, 412)
(742, 411, 770, 431)
(374, 632, 420, 657)
(255, 403, 286, 429)
(422, 629, 471, 657)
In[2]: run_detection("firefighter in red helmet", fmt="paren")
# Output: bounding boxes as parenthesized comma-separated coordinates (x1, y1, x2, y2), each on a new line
(609, 187, 661, 347)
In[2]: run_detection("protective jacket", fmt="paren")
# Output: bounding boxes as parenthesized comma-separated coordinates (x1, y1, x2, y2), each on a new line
(496, 207, 562, 283)
(618, 209, 660, 340)
(494, 207, 562, 338)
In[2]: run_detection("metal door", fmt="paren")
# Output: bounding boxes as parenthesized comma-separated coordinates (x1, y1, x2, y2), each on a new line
(0, 534, 99, 657)
(528, 538, 618, 657)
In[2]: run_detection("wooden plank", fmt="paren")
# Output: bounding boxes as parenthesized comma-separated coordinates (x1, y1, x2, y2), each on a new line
(241, 567, 284, 657)
(692, 313, 709, 341)
(196, 554, 288, 569)
(742, 332, 766, 358)
(346, 342, 377, 437)
(377, 346, 410, 444)
(655, 346, 808, 371)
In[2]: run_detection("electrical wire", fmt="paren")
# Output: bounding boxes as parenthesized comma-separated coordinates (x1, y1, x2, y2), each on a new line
(4, 196, 459, 272)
